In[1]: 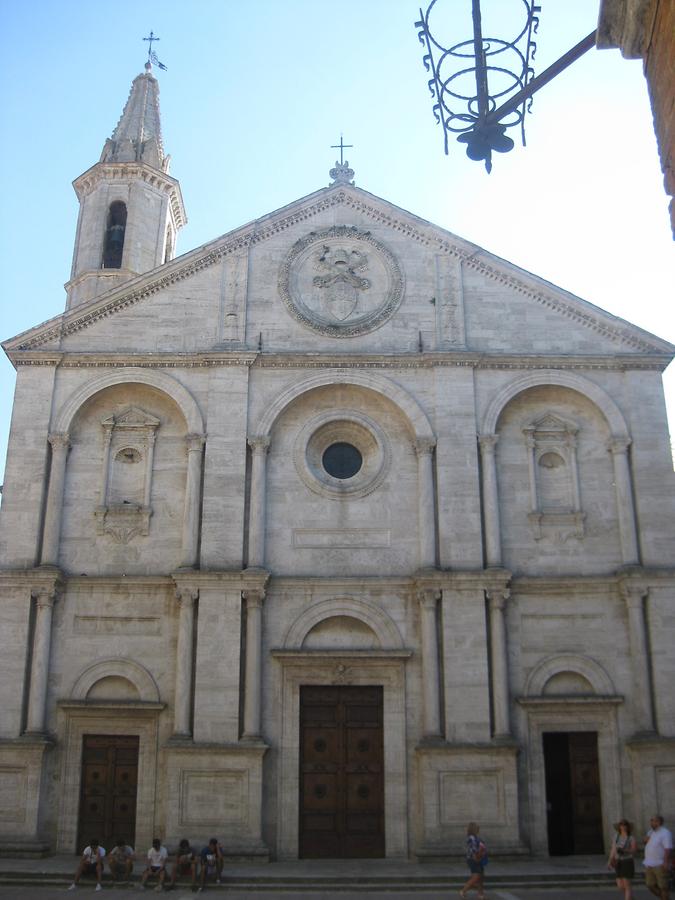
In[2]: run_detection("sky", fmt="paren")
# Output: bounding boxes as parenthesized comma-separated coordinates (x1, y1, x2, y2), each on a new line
(0, 0, 673, 484)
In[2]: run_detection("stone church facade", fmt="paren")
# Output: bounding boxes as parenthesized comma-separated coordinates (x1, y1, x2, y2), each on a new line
(1, 65, 674, 860)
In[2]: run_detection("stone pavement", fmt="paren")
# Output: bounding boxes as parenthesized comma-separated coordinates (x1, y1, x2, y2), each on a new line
(0, 855, 619, 892)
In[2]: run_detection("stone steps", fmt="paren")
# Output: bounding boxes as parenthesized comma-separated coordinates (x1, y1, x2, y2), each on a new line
(0, 872, 613, 890)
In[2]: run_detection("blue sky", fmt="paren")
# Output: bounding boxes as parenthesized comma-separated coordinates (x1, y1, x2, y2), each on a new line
(0, 0, 673, 483)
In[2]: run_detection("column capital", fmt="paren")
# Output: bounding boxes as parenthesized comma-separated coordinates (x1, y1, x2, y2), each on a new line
(418, 587, 441, 609)
(243, 588, 265, 608)
(608, 436, 632, 455)
(175, 588, 199, 607)
(31, 587, 59, 609)
(186, 433, 206, 453)
(478, 433, 499, 452)
(414, 437, 436, 457)
(486, 588, 510, 611)
(48, 432, 70, 452)
(619, 580, 649, 607)
(248, 435, 271, 454)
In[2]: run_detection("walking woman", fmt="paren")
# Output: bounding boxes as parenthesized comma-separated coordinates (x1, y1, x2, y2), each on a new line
(608, 819, 637, 900)
(460, 821, 488, 899)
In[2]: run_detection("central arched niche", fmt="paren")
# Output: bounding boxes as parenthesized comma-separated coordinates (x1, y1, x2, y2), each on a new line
(301, 615, 381, 650)
(265, 382, 420, 576)
(61, 381, 190, 575)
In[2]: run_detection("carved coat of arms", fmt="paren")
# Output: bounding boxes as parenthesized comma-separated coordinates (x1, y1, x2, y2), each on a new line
(313, 246, 371, 322)
(278, 225, 404, 338)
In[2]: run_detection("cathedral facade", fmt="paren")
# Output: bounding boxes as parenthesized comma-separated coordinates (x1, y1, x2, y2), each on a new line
(1, 65, 674, 860)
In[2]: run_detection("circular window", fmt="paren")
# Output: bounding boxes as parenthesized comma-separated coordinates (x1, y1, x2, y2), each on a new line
(293, 411, 390, 500)
(322, 443, 363, 479)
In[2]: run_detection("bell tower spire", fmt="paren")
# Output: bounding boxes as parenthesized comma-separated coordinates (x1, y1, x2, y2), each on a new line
(66, 60, 186, 310)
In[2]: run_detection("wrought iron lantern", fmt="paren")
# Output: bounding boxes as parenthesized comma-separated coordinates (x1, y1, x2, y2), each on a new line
(416, 0, 596, 172)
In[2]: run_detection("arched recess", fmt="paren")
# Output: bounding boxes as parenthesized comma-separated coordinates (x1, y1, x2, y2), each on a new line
(53, 368, 204, 436)
(524, 653, 616, 697)
(70, 658, 161, 703)
(252, 370, 435, 442)
(481, 371, 630, 439)
(284, 597, 404, 650)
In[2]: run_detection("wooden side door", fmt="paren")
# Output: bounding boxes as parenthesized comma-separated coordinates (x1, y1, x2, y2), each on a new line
(543, 730, 603, 855)
(299, 686, 384, 858)
(77, 735, 139, 850)
(568, 732, 603, 853)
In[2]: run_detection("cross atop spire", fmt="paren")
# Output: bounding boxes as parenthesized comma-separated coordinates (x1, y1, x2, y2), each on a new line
(143, 30, 160, 61)
(330, 134, 353, 166)
(143, 30, 167, 71)
(329, 134, 355, 186)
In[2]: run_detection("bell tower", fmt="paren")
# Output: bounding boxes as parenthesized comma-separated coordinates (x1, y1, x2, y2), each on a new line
(66, 62, 187, 309)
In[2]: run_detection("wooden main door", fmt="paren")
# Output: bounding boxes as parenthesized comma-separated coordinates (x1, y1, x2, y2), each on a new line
(299, 686, 384, 858)
(77, 735, 139, 851)
(543, 731, 603, 854)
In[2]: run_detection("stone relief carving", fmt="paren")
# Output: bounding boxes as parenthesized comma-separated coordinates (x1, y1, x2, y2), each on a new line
(278, 226, 404, 337)
(94, 406, 160, 543)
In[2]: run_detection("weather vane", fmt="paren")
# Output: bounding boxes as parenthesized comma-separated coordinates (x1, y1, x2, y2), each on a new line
(143, 31, 168, 71)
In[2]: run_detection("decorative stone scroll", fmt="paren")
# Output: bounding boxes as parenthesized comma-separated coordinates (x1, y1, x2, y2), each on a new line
(278, 226, 404, 337)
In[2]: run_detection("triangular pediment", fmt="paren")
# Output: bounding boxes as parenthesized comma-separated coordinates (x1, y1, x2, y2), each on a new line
(102, 407, 160, 429)
(526, 413, 578, 435)
(3, 183, 674, 358)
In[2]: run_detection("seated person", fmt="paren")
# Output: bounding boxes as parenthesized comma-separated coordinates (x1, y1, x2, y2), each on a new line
(140, 837, 168, 891)
(107, 838, 135, 883)
(198, 838, 224, 891)
(169, 838, 197, 889)
(68, 838, 106, 891)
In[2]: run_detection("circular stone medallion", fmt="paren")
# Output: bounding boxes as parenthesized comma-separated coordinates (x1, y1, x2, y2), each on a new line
(278, 226, 404, 337)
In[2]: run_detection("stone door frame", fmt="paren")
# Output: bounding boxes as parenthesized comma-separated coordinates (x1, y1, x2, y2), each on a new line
(518, 698, 623, 856)
(56, 702, 163, 853)
(271, 651, 411, 860)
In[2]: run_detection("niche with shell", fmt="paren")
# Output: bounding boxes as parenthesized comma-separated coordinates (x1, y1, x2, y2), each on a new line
(95, 407, 160, 543)
(523, 412, 585, 541)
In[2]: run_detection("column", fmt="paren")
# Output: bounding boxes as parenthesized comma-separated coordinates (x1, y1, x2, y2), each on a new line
(98, 423, 113, 507)
(487, 588, 511, 738)
(173, 589, 198, 737)
(621, 582, 655, 734)
(247, 437, 270, 569)
(26, 588, 58, 734)
(40, 433, 70, 566)
(419, 589, 442, 738)
(143, 430, 158, 509)
(415, 438, 437, 569)
(180, 434, 206, 568)
(609, 438, 640, 564)
(242, 588, 265, 739)
(479, 434, 502, 567)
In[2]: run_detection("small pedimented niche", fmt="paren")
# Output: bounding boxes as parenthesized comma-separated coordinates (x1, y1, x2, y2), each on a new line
(523, 412, 585, 542)
(95, 407, 160, 543)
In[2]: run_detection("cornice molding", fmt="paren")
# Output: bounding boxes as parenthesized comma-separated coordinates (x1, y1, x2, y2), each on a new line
(73, 162, 185, 228)
(5, 186, 673, 355)
(6, 349, 671, 373)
